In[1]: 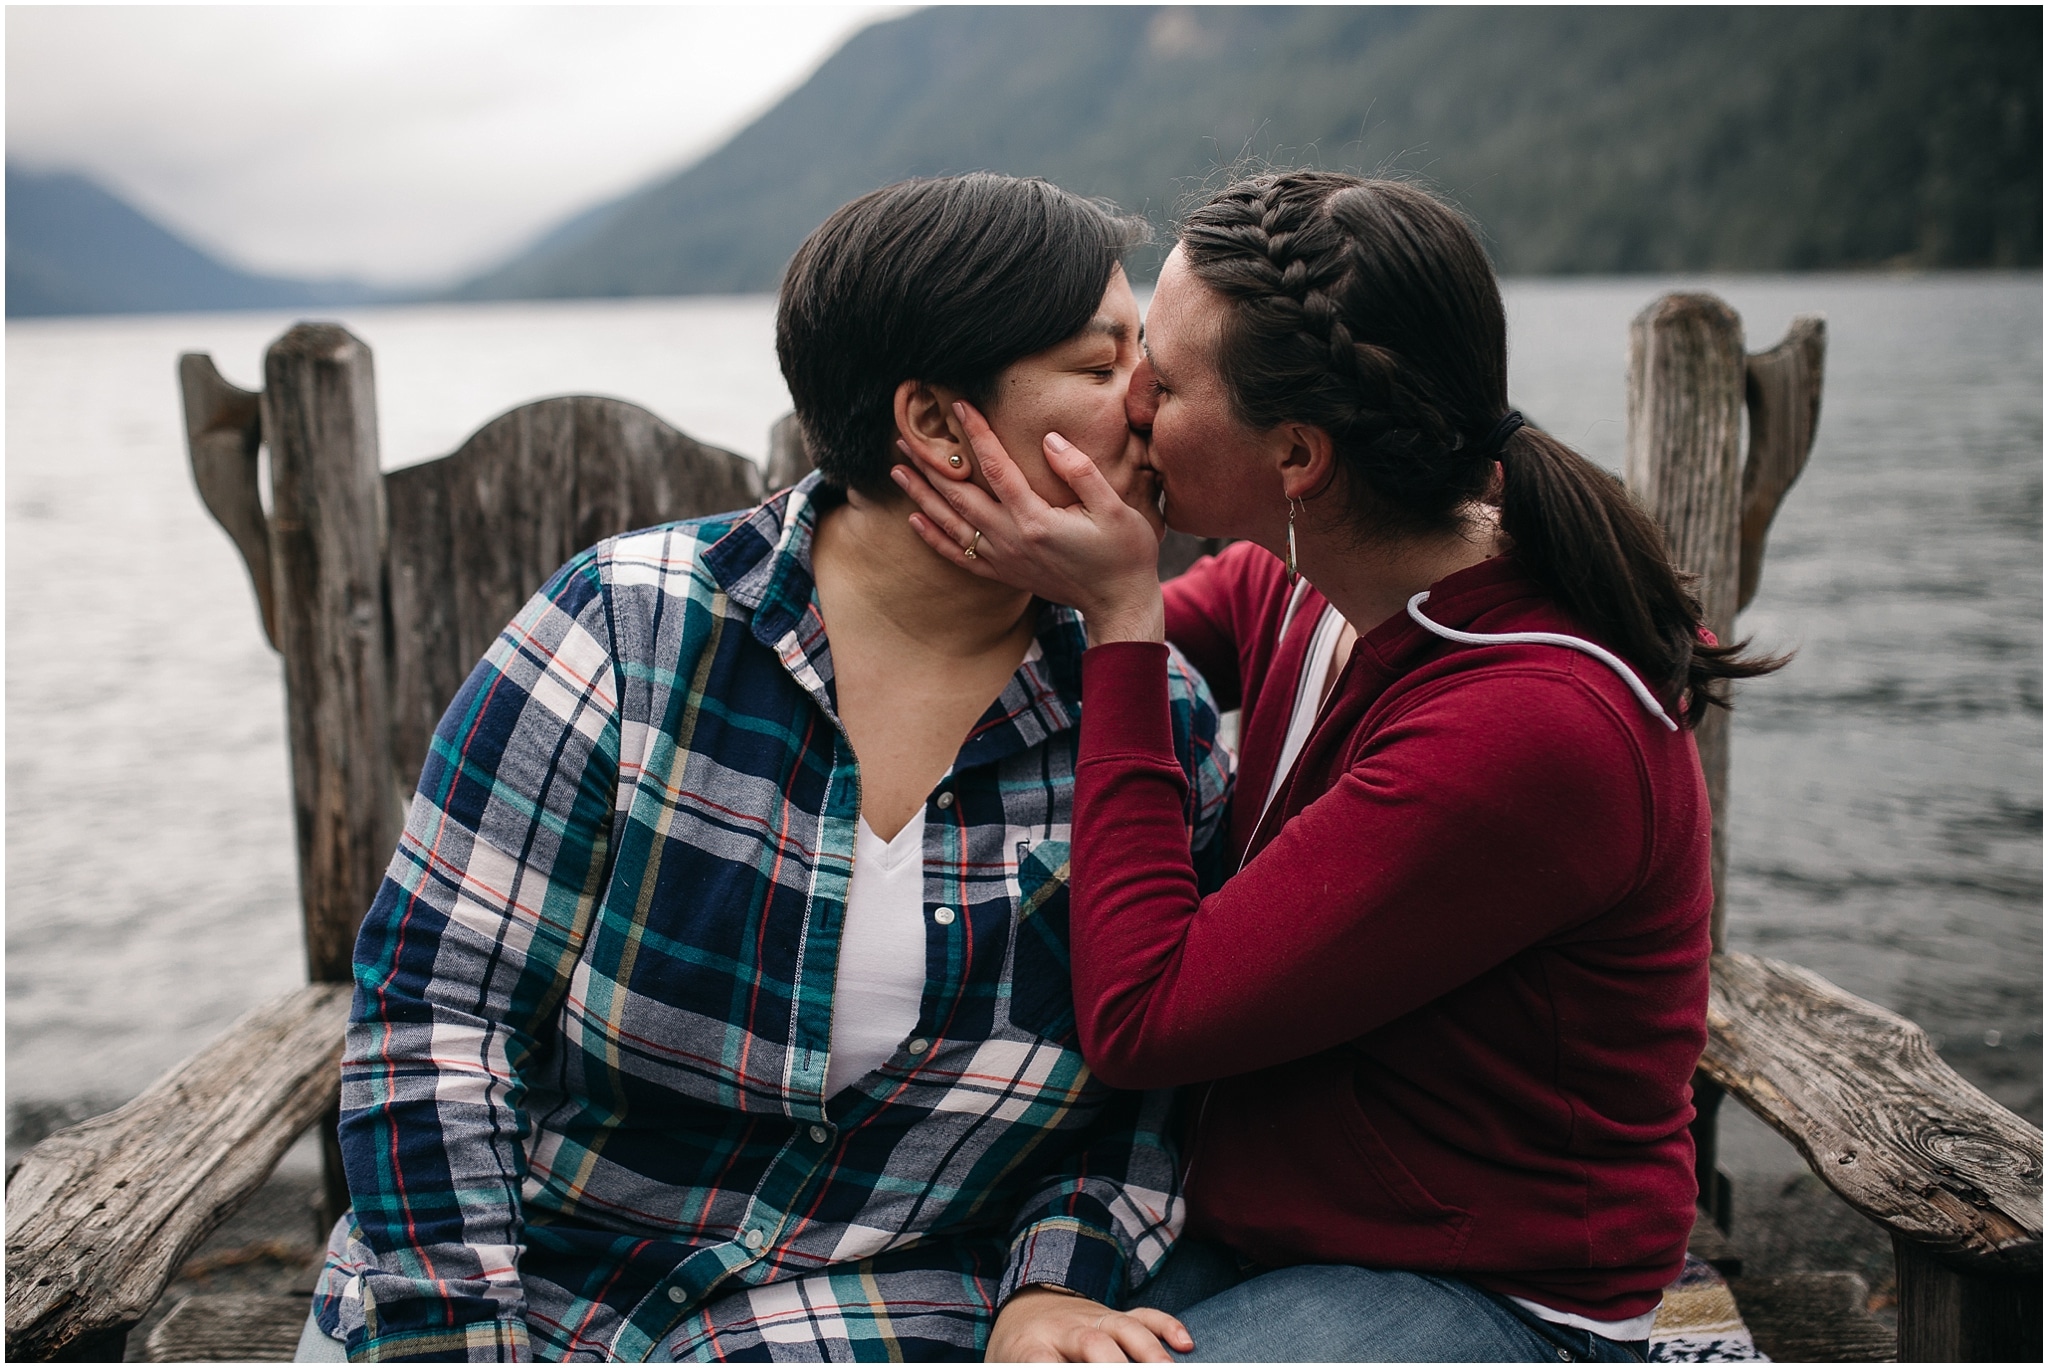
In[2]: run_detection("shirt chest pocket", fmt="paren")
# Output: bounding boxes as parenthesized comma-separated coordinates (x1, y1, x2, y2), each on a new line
(1009, 839, 1075, 1043)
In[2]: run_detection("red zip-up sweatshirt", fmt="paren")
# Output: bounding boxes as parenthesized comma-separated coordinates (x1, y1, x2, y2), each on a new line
(1073, 543, 1711, 1319)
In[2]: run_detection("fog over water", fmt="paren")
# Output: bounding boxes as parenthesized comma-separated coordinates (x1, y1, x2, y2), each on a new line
(7, 276, 2039, 1165)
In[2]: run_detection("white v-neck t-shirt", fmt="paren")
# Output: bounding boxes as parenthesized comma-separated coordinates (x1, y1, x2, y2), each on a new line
(825, 811, 929, 1097)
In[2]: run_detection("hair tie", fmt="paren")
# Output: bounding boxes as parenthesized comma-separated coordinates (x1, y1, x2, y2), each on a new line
(1478, 410, 1525, 457)
(1478, 410, 1525, 458)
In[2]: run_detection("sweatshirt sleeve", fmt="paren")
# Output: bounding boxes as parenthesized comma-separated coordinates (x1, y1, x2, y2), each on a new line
(1070, 649, 1652, 1090)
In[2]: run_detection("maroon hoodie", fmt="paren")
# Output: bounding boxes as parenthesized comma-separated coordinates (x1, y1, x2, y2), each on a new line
(1073, 543, 1710, 1318)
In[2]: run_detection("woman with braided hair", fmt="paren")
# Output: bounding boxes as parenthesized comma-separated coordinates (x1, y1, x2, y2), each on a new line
(896, 171, 1783, 1362)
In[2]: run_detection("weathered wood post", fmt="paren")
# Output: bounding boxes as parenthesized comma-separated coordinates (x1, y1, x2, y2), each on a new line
(259, 323, 403, 983)
(259, 324, 402, 1228)
(1626, 294, 1748, 933)
(1627, 295, 1749, 1235)
(1626, 295, 1825, 1236)
(1626, 297, 1826, 935)
(1895, 1239, 2043, 1361)
(179, 358, 276, 649)
(765, 411, 813, 492)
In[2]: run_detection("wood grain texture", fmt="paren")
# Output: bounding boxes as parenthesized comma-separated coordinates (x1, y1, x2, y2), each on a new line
(143, 1293, 310, 1362)
(179, 354, 275, 649)
(384, 395, 762, 792)
(1894, 1236, 2043, 1361)
(1739, 316, 1826, 612)
(766, 410, 812, 493)
(261, 325, 401, 984)
(4, 985, 350, 1361)
(1702, 951, 2042, 1275)
(1728, 1271, 1898, 1362)
(1625, 292, 1747, 947)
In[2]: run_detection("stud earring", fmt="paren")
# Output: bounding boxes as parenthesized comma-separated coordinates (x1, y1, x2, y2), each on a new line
(947, 453, 965, 469)
(1286, 497, 1304, 585)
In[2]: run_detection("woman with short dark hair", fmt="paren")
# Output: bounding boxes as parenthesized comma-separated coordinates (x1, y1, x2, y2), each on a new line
(300, 174, 1227, 1363)
(898, 171, 1783, 1362)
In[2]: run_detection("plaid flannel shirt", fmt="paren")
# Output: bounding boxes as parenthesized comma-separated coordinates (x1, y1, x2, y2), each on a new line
(315, 475, 1230, 1361)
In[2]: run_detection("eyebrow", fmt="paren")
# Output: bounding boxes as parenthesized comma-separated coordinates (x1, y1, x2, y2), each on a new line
(1084, 316, 1129, 343)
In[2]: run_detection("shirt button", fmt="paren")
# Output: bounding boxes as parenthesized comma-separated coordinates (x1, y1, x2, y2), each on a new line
(933, 907, 955, 925)
(808, 1124, 830, 1144)
(935, 791, 954, 809)
(908, 1037, 929, 1055)
(668, 1286, 686, 1303)
(744, 1228, 766, 1251)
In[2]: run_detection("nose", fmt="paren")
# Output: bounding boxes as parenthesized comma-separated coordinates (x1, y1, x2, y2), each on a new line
(1127, 358, 1158, 431)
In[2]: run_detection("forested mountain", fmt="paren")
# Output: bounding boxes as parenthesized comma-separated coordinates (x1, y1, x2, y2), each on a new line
(5, 164, 383, 318)
(455, 5, 2041, 301)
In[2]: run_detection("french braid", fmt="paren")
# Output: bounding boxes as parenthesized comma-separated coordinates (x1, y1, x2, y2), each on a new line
(1181, 175, 1492, 536)
(1177, 172, 1784, 723)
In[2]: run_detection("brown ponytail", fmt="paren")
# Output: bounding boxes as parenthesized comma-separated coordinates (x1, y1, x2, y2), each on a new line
(1179, 172, 1782, 724)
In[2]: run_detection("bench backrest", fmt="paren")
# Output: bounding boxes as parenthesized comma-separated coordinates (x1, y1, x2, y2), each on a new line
(182, 324, 763, 981)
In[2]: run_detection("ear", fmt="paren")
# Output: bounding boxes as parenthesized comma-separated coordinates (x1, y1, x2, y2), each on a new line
(892, 378, 975, 483)
(1273, 420, 1337, 503)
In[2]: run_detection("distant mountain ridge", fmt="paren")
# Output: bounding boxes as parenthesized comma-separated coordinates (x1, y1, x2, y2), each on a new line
(6, 163, 388, 318)
(455, 5, 2041, 301)
(13, 7, 2035, 317)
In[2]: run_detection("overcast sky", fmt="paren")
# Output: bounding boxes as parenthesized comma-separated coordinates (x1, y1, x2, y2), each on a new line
(7, 5, 903, 288)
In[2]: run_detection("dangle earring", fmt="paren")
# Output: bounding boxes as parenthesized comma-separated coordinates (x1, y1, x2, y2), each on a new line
(1286, 497, 1304, 585)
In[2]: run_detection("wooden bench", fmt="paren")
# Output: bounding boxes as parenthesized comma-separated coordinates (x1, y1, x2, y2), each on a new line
(6, 305, 2038, 1361)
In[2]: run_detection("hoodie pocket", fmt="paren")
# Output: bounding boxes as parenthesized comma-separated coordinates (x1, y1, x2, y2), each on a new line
(1331, 1070, 1476, 1266)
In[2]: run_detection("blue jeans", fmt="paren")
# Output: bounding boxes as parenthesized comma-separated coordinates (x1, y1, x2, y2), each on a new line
(293, 1307, 346, 1361)
(1131, 1239, 1646, 1363)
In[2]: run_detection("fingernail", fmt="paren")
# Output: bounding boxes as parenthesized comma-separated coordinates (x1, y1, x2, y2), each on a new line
(1045, 432, 1071, 451)
(951, 401, 967, 418)
(889, 466, 909, 486)
(896, 438, 912, 456)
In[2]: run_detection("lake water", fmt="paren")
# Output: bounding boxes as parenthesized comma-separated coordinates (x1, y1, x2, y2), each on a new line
(7, 277, 2040, 1164)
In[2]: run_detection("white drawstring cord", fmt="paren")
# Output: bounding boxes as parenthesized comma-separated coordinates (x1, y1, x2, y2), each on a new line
(1406, 591, 1680, 733)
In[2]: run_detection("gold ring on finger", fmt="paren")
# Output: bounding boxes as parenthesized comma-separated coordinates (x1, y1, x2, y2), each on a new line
(963, 529, 983, 560)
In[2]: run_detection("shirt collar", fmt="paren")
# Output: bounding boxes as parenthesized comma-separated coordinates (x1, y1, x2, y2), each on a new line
(702, 472, 1087, 753)
(703, 470, 836, 650)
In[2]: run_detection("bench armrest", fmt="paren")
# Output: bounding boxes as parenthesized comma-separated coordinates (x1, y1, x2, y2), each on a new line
(6, 983, 351, 1361)
(1702, 951, 2040, 1276)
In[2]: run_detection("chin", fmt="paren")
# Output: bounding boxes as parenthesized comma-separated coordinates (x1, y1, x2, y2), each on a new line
(1160, 494, 1223, 541)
